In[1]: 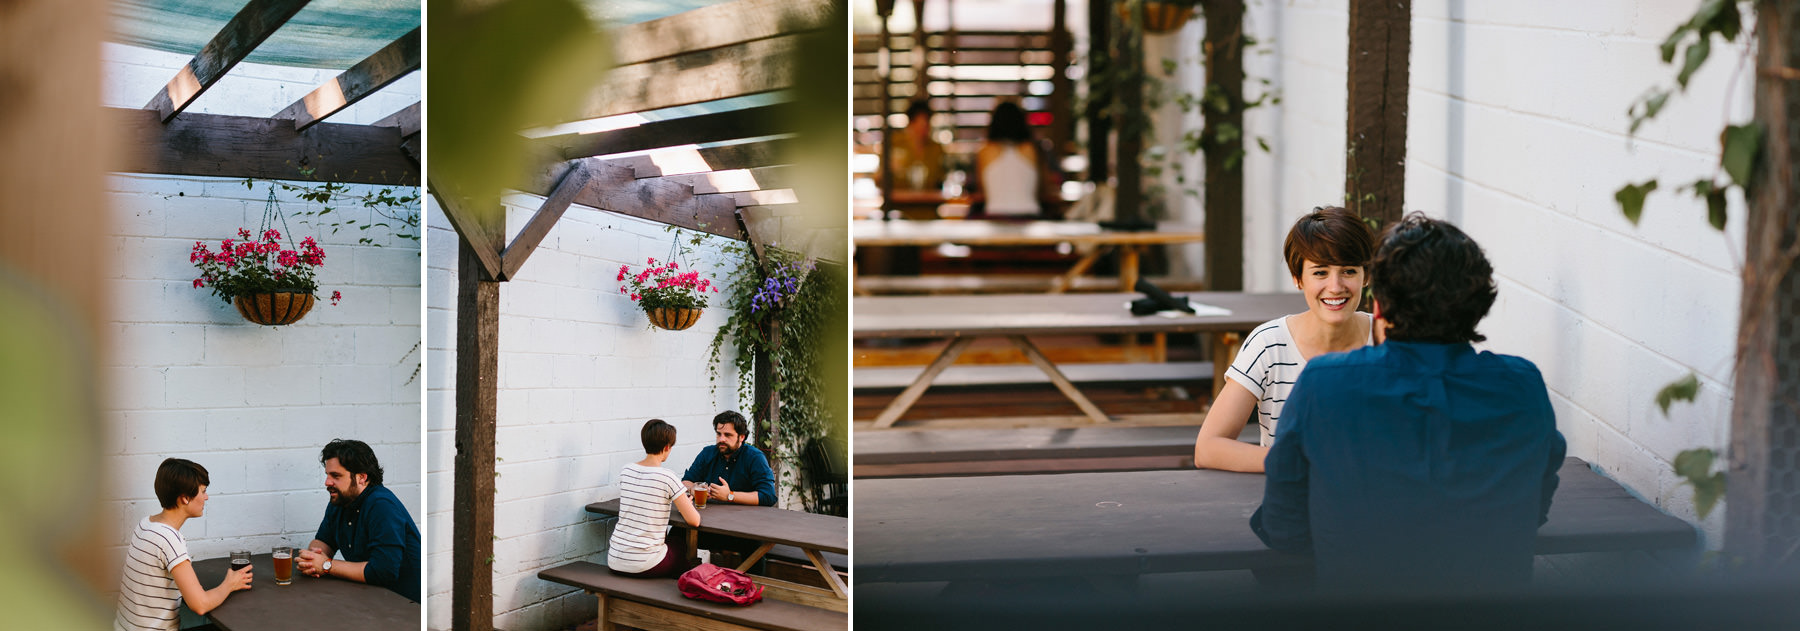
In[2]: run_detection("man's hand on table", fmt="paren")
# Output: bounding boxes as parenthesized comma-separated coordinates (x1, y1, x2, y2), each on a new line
(296, 547, 329, 578)
(714, 477, 734, 504)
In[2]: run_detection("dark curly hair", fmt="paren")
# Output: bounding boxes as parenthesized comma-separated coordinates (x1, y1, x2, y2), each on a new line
(321, 439, 384, 487)
(713, 410, 749, 438)
(1283, 206, 1375, 279)
(1369, 213, 1497, 343)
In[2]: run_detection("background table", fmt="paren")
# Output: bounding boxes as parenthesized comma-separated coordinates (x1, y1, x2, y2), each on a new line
(854, 292, 1301, 427)
(192, 553, 418, 631)
(852, 458, 1698, 584)
(587, 500, 849, 606)
(853, 220, 1207, 291)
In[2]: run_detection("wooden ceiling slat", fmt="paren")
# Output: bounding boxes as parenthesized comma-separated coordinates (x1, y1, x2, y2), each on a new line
(109, 107, 417, 185)
(607, 137, 794, 178)
(575, 34, 799, 122)
(276, 27, 421, 131)
(144, 0, 314, 122)
(610, 0, 834, 66)
(537, 103, 795, 162)
(655, 165, 791, 195)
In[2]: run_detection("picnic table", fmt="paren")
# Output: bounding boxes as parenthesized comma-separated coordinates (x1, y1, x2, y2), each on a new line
(586, 500, 849, 611)
(853, 458, 1698, 584)
(852, 219, 1206, 292)
(854, 292, 1302, 427)
(190, 553, 418, 631)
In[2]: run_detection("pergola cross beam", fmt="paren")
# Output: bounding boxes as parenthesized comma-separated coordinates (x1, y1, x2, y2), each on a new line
(145, 0, 314, 122)
(277, 27, 422, 131)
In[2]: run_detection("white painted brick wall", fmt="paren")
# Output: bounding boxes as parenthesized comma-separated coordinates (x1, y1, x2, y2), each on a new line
(1175, 1, 1744, 542)
(425, 198, 747, 630)
(101, 44, 422, 581)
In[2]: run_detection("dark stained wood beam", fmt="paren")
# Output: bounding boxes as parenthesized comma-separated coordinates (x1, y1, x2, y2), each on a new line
(109, 107, 417, 185)
(1345, 0, 1411, 227)
(276, 27, 421, 131)
(145, 0, 313, 122)
(576, 35, 801, 121)
(534, 103, 796, 161)
(519, 161, 747, 240)
(452, 234, 499, 631)
(610, 0, 835, 66)
(375, 101, 422, 138)
(721, 189, 799, 207)
(499, 162, 593, 281)
(429, 181, 504, 280)
(604, 138, 794, 178)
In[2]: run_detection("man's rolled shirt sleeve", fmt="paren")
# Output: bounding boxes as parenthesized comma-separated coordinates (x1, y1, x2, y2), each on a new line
(746, 449, 778, 506)
(356, 496, 413, 598)
(1251, 373, 1314, 553)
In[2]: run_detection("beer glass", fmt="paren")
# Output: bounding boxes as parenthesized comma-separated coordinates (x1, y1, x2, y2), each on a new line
(272, 546, 294, 585)
(694, 483, 710, 509)
(229, 550, 251, 574)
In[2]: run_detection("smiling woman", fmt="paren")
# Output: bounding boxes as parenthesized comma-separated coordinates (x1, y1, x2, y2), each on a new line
(1191, 206, 1377, 473)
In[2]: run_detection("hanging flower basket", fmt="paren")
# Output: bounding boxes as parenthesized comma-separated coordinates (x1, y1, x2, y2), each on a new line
(618, 256, 717, 332)
(235, 291, 317, 326)
(1119, 1, 1196, 34)
(647, 307, 704, 331)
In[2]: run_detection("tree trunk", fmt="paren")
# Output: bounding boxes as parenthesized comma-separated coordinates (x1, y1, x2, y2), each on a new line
(1725, 0, 1800, 573)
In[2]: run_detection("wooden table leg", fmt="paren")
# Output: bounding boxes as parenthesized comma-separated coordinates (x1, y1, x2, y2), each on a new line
(871, 336, 976, 428)
(735, 542, 775, 572)
(1212, 331, 1242, 399)
(686, 529, 699, 565)
(1008, 335, 1111, 424)
(1119, 245, 1140, 291)
(1153, 332, 1167, 363)
(596, 592, 618, 631)
(803, 548, 849, 599)
(1052, 245, 1110, 293)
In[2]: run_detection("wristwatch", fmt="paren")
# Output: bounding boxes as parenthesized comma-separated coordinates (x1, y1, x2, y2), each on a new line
(728, 492, 736, 503)
(322, 559, 333, 575)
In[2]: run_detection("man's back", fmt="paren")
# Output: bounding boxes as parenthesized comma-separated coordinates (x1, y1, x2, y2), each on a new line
(1253, 340, 1566, 590)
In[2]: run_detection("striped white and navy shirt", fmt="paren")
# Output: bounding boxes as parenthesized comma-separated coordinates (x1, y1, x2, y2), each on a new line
(1226, 314, 1373, 446)
(606, 463, 686, 573)
(115, 517, 190, 631)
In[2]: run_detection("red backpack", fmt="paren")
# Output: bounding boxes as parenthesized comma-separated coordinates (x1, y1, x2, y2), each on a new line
(677, 563, 764, 606)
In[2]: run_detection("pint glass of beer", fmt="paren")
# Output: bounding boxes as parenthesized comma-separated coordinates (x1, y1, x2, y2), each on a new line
(694, 483, 709, 508)
(230, 550, 251, 574)
(272, 546, 294, 585)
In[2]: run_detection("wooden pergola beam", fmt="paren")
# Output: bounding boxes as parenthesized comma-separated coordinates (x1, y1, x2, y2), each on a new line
(536, 103, 797, 161)
(430, 181, 504, 280)
(655, 165, 791, 194)
(499, 162, 593, 281)
(145, 0, 313, 122)
(109, 107, 418, 185)
(576, 34, 801, 121)
(518, 161, 748, 240)
(276, 26, 421, 131)
(375, 101, 422, 138)
(610, 0, 835, 66)
(605, 137, 794, 178)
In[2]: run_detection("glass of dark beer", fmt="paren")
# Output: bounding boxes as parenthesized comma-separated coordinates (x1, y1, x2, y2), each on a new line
(272, 546, 294, 585)
(230, 550, 251, 574)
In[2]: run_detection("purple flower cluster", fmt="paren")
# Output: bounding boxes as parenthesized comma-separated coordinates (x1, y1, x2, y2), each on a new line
(749, 261, 812, 314)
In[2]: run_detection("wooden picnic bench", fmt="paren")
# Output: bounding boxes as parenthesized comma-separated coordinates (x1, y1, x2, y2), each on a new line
(539, 562, 846, 631)
(853, 425, 1262, 478)
(585, 500, 849, 611)
(854, 292, 1301, 428)
(854, 458, 1698, 584)
(853, 219, 1206, 292)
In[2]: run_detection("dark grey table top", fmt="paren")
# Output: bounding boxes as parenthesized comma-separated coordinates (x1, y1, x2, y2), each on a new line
(193, 553, 418, 631)
(853, 458, 1698, 583)
(852, 292, 1303, 338)
(587, 500, 848, 555)
(854, 426, 1202, 465)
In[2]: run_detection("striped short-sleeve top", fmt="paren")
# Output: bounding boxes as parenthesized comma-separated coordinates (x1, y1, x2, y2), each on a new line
(1226, 314, 1373, 446)
(606, 463, 686, 573)
(115, 517, 190, 631)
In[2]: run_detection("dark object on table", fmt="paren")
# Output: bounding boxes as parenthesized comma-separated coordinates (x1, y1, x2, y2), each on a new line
(1129, 278, 1194, 315)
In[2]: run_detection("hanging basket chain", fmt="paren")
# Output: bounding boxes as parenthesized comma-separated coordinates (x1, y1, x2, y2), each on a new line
(260, 185, 299, 251)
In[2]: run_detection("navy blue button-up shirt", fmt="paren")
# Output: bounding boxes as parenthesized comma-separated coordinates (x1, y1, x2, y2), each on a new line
(683, 443, 778, 506)
(1251, 340, 1566, 590)
(316, 484, 422, 601)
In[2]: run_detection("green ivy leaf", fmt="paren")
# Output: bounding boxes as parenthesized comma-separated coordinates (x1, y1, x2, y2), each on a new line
(1673, 448, 1714, 480)
(1706, 188, 1728, 230)
(1654, 372, 1700, 416)
(1722, 122, 1763, 189)
(1674, 447, 1725, 520)
(1659, 22, 1690, 63)
(1615, 179, 1657, 225)
(1677, 36, 1710, 89)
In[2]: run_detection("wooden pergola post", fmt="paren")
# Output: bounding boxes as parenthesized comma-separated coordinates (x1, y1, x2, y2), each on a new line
(1201, 0, 1245, 291)
(1113, 1, 1145, 224)
(877, 0, 897, 214)
(1344, 0, 1410, 226)
(1047, 0, 1072, 181)
(448, 197, 501, 631)
(1726, 0, 1800, 572)
(1086, 0, 1112, 184)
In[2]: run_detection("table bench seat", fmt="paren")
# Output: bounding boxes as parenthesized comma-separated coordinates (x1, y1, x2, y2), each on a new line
(539, 561, 847, 631)
(853, 425, 1235, 478)
(856, 274, 1206, 295)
